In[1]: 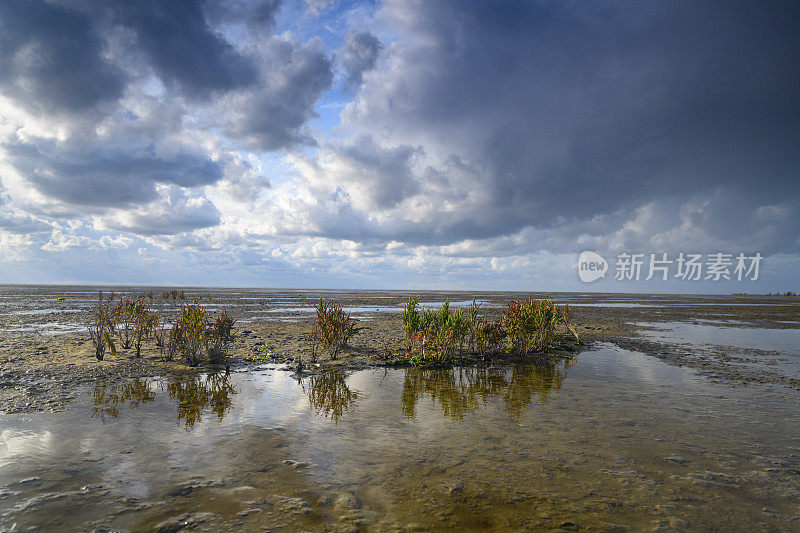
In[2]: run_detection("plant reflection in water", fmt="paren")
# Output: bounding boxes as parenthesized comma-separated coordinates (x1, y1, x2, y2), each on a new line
(91, 359, 574, 429)
(92, 372, 236, 429)
(401, 359, 574, 421)
(301, 371, 360, 422)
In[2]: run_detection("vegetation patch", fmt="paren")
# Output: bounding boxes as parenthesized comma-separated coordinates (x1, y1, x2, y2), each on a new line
(310, 299, 358, 361)
(87, 293, 236, 368)
(398, 296, 579, 366)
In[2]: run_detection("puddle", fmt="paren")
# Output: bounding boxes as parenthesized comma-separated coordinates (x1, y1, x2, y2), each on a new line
(560, 302, 654, 308)
(10, 309, 84, 315)
(636, 321, 800, 355)
(0, 322, 86, 335)
(1, 346, 799, 530)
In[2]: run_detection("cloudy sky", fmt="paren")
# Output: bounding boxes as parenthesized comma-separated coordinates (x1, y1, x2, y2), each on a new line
(0, 0, 798, 292)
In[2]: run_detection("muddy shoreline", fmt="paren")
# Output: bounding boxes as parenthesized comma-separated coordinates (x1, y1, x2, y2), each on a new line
(1, 292, 799, 414)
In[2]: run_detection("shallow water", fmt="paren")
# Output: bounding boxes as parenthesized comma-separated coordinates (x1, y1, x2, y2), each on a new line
(635, 321, 800, 383)
(636, 321, 800, 354)
(1, 346, 799, 531)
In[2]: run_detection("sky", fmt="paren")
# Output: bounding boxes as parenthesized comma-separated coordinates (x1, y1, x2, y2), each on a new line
(0, 0, 798, 292)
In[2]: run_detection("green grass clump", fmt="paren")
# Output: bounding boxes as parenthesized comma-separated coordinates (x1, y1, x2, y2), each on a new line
(402, 298, 480, 364)
(400, 295, 579, 364)
(501, 298, 576, 355)
(402, 296, 422, 349)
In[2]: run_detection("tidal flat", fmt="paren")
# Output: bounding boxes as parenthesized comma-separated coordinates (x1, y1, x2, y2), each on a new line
(1, 286, 799, 531)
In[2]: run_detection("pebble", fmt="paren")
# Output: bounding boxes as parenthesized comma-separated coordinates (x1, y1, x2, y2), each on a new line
(282, 459, 310, 469)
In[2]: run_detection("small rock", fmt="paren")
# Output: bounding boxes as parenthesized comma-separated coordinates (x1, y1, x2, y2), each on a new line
(237, 508, 263, 517)
(282, 459, 310, 469)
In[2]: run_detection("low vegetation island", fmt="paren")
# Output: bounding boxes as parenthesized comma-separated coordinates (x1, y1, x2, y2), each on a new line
(85, 292, 581, 372)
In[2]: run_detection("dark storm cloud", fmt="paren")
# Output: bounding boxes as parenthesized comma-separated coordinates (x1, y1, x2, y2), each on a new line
(0, 0, 126, 114)
(334, 135, 421, 209)
(0, 0, 285, 107)
(4, 139, 223, 208)
(339, 30, 382, 86)
(204, 0, 281, 28)
(106, 0, 263, 99)
(341, 0, 800, 250)
(224, 38, 332, 150)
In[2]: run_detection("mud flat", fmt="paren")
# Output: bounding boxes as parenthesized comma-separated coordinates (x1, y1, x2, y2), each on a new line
(1, 287, 799, 530)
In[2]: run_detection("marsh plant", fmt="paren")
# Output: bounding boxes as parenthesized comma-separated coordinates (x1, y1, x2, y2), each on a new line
(474, 318, 504, 359)
(401, 296, 579, 364)
(165, 321, 182, 362)
(177, 303, 209, 366)
(207, 310, 236, 366)
(152, 314, 166, 353)
(162, 289, 186, 300)
(131, 298, 158, 358)
(86, 293, 235, 366)
(402, 298, 481, 363)
(402, 295, 422, 350)
(88, 293, 117, 361)
(465, 300, 482, 352)
(113, 297, 136, 349)
(501, 298, 577, 355)
(168, 303, 237, 367)
(310, 299, 358, 360)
